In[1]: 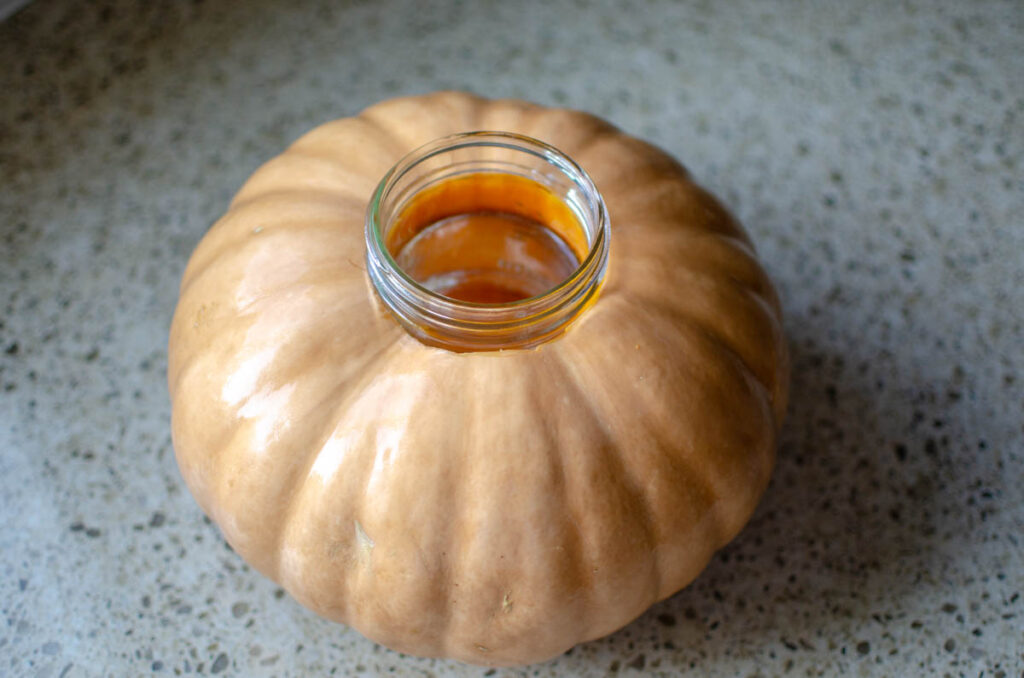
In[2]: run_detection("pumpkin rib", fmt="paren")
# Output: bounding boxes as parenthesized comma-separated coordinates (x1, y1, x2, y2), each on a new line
(231, 272, 368, 321)
(632, 291, 778, 447)
(272, 337, 413, 619)
(608, 177, 751, 245)
(431, 359, 484, 661)
(174, 278, 370, 395)
(585, 142, 689, 193)
(416, 356, 545, 661)
(230, 152, 379, 209)
(521, 108, 622, 158)
(168, 344, 241, 459)
(566, 295, 771, 551)
(474, 96, 543, 135)
(359, 91, 488, 151)
(460, 358, 517, 654)
(552, 341, 664, 608)
(575, 139, 690, 202)
(180, 194, 362, 292)
(195, 331, 397, 559)
(676, 232, 778, 310)
(627, 300, 777, 540)
(385, 353, 481, 657)
(520, 359, 592, 640)
(179, 242, 363, 320)
(616, 274, 783, 394)
(289, 114, 409, 165)
(631, 289, 781, 422)
(230, 182, 369, 214)
(173, 286, 407, 565)
(566, 313, 729, 602)
(612, 239, 772, 314)
(611, 216, 758, 266)
(166, 322, 201, 400)
(539, 352, 648, 643)
(608, 221, 781, 323)
(431, 409, 464, 661)
(348, 368, 454, 655)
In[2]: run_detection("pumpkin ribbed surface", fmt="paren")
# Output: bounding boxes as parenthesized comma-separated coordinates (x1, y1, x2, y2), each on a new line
(168, 91, 788, 666)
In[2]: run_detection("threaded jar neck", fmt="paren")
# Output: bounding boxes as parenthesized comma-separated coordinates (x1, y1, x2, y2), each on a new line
(365, 132, 609, 352)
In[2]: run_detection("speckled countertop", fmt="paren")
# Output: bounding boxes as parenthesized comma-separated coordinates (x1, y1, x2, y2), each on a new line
(1, 1, 1021, 676)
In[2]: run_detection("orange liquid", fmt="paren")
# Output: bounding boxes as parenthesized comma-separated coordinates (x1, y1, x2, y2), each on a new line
(387, 173, 588, 304)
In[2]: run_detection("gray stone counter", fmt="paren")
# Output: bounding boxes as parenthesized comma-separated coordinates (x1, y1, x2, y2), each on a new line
(2, 0, 1021, 675)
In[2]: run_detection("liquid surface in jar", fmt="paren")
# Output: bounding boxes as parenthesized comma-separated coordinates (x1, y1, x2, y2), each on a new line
(387, 173, 589, 304)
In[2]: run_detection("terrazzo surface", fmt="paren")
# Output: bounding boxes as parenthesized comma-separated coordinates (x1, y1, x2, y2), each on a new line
(1, 0, 1022, 676)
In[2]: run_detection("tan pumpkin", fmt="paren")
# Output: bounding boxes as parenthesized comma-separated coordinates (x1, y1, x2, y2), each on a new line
(168, 91, 788, 666)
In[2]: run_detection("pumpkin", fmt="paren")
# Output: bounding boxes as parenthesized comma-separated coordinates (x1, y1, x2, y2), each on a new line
(167, 91, 788, 666)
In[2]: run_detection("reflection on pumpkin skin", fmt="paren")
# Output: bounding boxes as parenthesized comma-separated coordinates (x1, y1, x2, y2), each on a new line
(221, 346, 277, 407)
(310, 370, 430, 487)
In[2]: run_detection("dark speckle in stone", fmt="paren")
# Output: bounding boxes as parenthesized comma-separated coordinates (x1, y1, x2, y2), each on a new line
(69, 522, 84, 532)
(856, 641, 870, 655)
(656, 613, 676, 627)
(152, 661, 163, 671)
(608, 659, 620, 672)
(828, 39, 849, 55)
(942, 602, 957, 613)
(19, 578, 27, 591)
(925, 438, 938, 456)
(274, 588, 285, 599)
(149, 512, 166, 528)
(210, 652, 229, 673)
(84, 348, 99, 362)
(894, 443, 908, 461)
(626, 653, 646, 670)
(142, 595, 151, 608)
(944, 638, 955, 652)
(85, 528, 101, 538)
(5, 342, 18, 355)
(231, 602, 249, 618)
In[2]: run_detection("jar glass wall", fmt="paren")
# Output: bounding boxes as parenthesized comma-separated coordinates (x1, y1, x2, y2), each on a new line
(365, 132, 609, 352)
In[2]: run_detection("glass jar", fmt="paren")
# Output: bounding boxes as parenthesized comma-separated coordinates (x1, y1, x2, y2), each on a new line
(364, 132, 610, 352)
